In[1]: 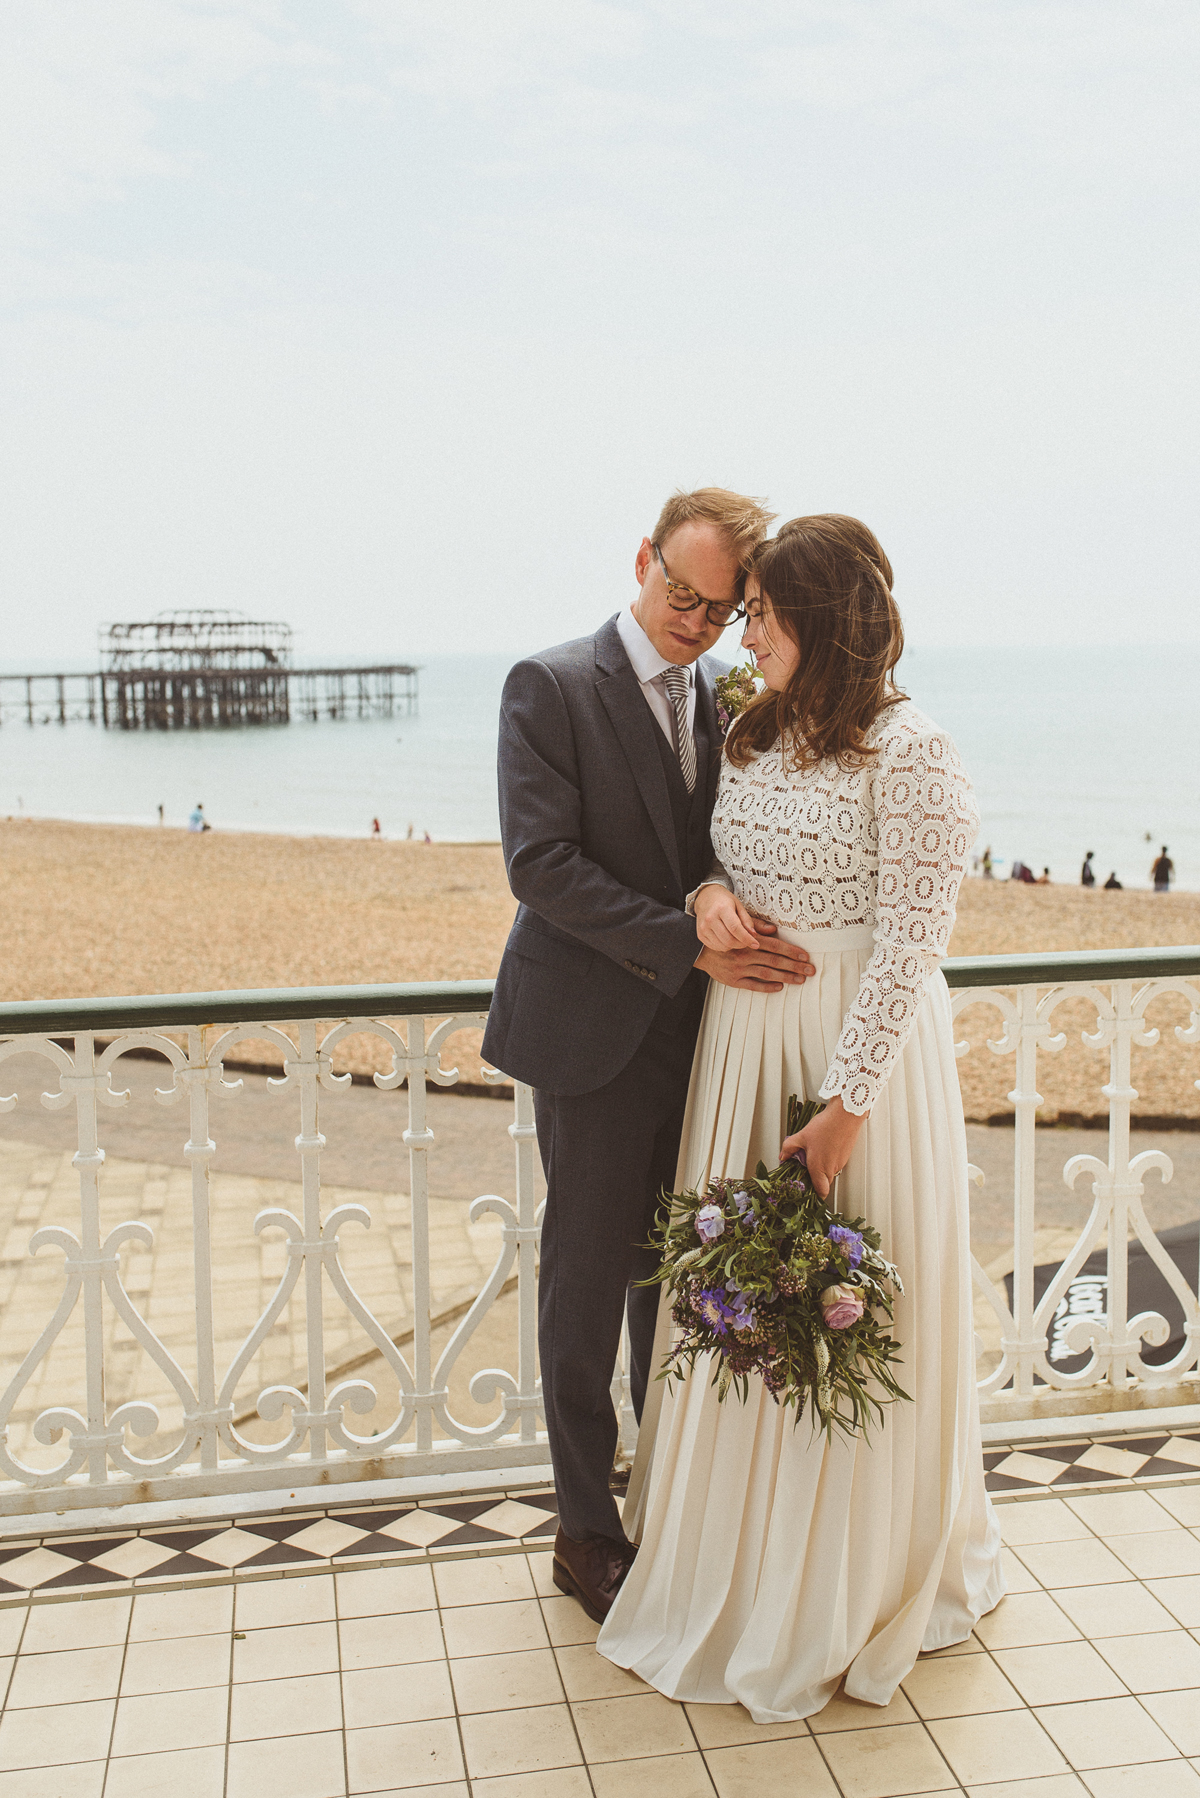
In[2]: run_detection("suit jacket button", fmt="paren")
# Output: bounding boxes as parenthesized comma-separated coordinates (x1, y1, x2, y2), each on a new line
(649, 972, 657, 981)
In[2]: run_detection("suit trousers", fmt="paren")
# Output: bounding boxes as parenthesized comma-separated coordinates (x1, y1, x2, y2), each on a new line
(535, 1007, 700, 1544)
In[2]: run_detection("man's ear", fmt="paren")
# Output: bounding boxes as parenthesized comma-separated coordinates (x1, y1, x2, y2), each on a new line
(634, 537, 653, 588)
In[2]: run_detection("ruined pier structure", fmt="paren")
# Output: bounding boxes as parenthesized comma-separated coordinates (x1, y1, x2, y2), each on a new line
(0, 610, 419, 728)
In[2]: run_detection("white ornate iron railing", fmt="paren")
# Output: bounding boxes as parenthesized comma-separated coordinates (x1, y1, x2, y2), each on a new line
(950, 947, 1200, 1422)
(0, 949, 1197, 1514)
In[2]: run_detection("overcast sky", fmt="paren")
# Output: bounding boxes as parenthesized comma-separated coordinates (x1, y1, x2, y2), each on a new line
(2, 0, 1197, 666)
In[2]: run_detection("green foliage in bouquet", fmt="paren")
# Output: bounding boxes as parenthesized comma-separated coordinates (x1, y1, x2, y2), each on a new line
(642, 1096, 909, 1439)
(714, 663, 764, 735)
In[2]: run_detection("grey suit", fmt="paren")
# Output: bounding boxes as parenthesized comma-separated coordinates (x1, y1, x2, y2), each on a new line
(483, 615, 727, 1542)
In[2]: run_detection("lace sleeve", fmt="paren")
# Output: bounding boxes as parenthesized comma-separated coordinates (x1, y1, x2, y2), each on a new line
(819, 720, 978, 1116)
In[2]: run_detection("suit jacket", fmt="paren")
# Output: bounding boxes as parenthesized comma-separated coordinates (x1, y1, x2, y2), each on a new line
(481, 615, 727, 1095)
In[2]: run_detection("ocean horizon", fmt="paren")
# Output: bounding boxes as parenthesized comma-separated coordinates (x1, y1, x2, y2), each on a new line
(2, 643, 1197, 894)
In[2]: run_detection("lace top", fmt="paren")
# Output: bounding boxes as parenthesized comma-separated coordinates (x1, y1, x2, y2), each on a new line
(710, 700, 978, 1115)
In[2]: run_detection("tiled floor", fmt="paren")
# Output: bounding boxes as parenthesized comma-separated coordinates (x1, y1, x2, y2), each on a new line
(1, 1475, 1198, 1795)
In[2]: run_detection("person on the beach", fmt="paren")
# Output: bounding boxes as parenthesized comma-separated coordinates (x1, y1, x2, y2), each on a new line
(598, 513, 1004, 1720)
(1152, 846, 1174, 892)
(1081, 851, 1096, 887)
(483, 487, 815, 1624)
(1105, 870, 1123, 889)
(188, 803, 210, 834)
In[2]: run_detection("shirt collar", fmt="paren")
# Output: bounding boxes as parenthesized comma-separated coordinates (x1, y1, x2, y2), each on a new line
(616, 604, 693, 686)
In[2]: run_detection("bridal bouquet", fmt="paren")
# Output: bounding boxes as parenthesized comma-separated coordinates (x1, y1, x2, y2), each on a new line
(714, 663, 764, 736)
(643, 1096, 909, 1439)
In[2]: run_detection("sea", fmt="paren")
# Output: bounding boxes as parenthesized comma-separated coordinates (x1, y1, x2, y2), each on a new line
(1, 645, 1196, 893)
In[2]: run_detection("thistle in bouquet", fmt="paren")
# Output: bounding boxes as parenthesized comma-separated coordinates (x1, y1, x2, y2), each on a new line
(642, 1096, 909, 1439)
(714, 662, 764, 736)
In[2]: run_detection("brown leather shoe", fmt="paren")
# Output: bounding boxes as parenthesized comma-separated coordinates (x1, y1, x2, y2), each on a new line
(552, 1526, 637, 1625)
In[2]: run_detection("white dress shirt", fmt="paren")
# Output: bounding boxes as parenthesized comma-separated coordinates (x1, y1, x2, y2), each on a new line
(616, 604, 696, 748)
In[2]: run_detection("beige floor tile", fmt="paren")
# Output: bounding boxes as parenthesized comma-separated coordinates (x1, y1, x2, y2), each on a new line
(226, 1728, 347, 1798)
(6, 1641, 123, 1707)
(341, 1659, 454, 1728)
(230, 1669, 343, 1738)
(334, 1562, 436, 1617)
(0, 1697, 115, 1771)
(590, 1751, 716, 1796)
(1147, 1576, 1200, 1628)
(527, 1551, 558, 1598)
(1140, 1690, 1200, 1755)
(1065, 1492, 1175, 1536)
(554, 1643, 648, 1701)
(1034, 1696, 1179, 1769)
(1016, 1539, 1136, 1589)
(234, 1574, 336, 1630)
(467, 1773, 591, 1798)
(708, 1736, 838, 1798)
(104, 1744, 226, 1798)
(233, 1619, 339, 1682)
(345, 1717, 464, 1791)
(993, 1642, 1128, 1705)
(1094, 1628, 1200, 1693)
(111, 1684, 229, 1757)
(975, 1592, 1080, 1649)
(571, 1691, 694, 1763)
(0, 1760, 107, 1798)
(19, 1594, 130, 1652)
(1003, 1546, 1044, 1593)
(919, 1634, 986, 1659)
(1084, 1765, 1200, 1798)
(929, 1710, 1068, 1785)
(353, 1787, 469, 1798)
(129, 1585, 234, 1640)
(451, 1646, 564, 1713)
(1107, 1532, 1200, 1580)
(817, 1719, 956, 1796)
(459, 1701, 583, 1779)
(685, 1700, 810, 1747)
(540, 1595, 600, 1648)
(902, 1650, 1024, 1718)
(997, 1500, 1093, 1547)
(121, 1629, 231, 1695)
(338, 1608, 445, 1669)
(434, 1554, 536, 1608)
(963, 1778, 1087, 1798)
(1052, 1582, 1179, 1638)
(442, 1597, 549, 1658)
(809, 1688, 918, 1732)
(0, 1613, 25, 1657)
(1152, 1488, 1200, 1528)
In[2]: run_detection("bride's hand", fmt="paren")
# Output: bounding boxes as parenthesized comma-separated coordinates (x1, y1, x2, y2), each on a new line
(693, 884, 761, 952)
(780, 1097, 866, 1198)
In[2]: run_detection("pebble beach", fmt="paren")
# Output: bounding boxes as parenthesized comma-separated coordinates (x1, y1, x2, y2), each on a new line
(3, 818, 1199, 1122)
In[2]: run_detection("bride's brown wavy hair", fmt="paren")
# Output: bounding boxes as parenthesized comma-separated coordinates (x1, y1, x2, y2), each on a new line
(725, 514, 907, 770)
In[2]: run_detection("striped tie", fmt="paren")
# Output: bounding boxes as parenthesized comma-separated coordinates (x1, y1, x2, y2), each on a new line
(661, 665, 697, 794)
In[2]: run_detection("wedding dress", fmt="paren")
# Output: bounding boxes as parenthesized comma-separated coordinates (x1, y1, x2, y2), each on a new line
(597, 699, 1005, 1722)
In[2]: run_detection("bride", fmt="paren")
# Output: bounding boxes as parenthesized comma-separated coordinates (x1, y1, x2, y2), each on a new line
(597, 513, 1005, 1722)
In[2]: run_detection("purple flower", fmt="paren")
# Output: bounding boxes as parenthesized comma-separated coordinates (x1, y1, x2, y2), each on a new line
(695, 1285, 739, 1334)
(695, 1203, 726, 1243)
(820, 1283, 865, 1329)
(716, 702, 732, 736)
(727, 1286, 756, 1331)
(733, 1189, 753, 1219)
(828, 1225, 864, 1269)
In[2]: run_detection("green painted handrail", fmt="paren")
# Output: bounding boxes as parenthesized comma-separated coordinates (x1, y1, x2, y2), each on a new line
(0, 980, 497, 1038)
(0, 946, 1198, 1037)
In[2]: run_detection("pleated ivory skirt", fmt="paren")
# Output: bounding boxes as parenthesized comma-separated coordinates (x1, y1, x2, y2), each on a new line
(597, 923, 1006, 1723)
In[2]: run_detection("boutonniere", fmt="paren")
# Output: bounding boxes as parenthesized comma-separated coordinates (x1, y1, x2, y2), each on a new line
(714, 664, 764, 738)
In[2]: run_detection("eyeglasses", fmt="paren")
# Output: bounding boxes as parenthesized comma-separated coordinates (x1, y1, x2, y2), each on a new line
(653, 543, 744, 628)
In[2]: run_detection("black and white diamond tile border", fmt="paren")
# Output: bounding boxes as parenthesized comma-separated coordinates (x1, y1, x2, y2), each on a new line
(985, 1427, 1200, 1494)
(0, 1489, 560, 1604)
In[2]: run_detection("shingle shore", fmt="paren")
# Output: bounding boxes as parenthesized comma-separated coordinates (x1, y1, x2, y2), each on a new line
(3, 819, 1199, 1120)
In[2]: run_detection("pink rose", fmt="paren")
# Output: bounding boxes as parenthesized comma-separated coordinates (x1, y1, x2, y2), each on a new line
(820, 1283, 865, 1330)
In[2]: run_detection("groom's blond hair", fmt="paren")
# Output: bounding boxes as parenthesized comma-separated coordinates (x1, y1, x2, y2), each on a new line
(652, 487, 776, 572)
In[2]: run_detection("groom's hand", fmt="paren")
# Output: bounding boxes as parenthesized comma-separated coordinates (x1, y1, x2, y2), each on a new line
(695, 923, 813, 992)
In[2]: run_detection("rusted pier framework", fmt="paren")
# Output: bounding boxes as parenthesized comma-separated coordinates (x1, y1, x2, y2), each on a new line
(0, 610, 419, 728)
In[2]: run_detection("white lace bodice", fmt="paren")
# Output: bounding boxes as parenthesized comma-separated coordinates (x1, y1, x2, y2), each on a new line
(710, 700, 978, 1115)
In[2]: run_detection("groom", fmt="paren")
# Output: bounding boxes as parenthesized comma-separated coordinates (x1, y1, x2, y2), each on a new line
(482, 487, 814, 1621)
